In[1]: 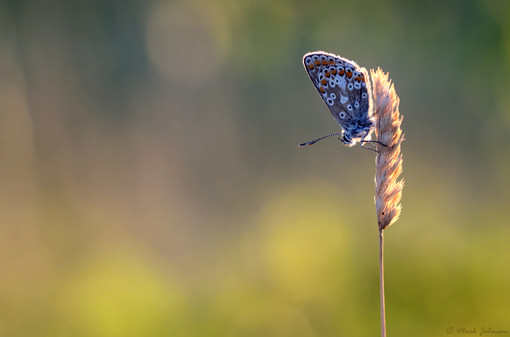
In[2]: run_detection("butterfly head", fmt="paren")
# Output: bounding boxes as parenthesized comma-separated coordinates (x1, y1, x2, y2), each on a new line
(340, 118, 373, 146)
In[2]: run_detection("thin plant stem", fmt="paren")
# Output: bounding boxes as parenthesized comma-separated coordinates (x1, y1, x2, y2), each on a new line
(379, 229, 387, 337)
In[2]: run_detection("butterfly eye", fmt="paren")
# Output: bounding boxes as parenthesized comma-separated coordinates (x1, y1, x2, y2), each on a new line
(329, 80, 335, 87)
(354, 82, 361, 89)
(339, 111, 346, 119)
(347, 104, 353, 111)
(347, 83, 354, 91)
(362, 92, 368, 98)
(305, 57, 312, 64)
(330, 92, 336, 99)
(327, 98, 334, 106)
(354, 101, 360, 108)
(312, 55, 319, 61)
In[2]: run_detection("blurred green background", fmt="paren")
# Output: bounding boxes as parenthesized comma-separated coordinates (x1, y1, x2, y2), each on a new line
(1, 0, 510, 336)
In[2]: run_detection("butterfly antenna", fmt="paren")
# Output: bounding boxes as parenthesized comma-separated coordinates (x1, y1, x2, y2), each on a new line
(299, 132, 341, 147)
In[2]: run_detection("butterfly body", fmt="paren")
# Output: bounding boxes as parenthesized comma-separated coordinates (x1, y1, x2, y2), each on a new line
(302, 51, 374, 146)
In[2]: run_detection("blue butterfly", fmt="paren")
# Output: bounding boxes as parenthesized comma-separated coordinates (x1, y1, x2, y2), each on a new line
(300, 51, 385, 149)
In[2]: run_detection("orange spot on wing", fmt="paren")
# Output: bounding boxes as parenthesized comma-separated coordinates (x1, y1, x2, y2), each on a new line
(325, 71, 330, 78)
(314, 60, 320, 66)
(339, 69, 345, 76)
(322, 60, 328, 65)
(308, 64, 314, 70)
(331, 69, 337, 75)
(319, 87, 326, 93)
(346, 70, 353, 78)
(329, 60, 335, 65)
(321, 79, 327, 85)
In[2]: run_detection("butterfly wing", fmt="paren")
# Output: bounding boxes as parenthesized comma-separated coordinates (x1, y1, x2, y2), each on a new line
(302, 51, 373, 134)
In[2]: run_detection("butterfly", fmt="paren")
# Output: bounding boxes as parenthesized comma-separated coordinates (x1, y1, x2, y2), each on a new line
(300, 51, 384, 149)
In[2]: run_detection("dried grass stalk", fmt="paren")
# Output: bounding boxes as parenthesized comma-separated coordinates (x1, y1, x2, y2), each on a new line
(370, 68, 404, 337)
(371, 68, 404, 231)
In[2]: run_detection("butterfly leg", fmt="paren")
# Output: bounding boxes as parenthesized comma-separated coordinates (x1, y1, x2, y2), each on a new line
(360, 143, 380, 153)
(360, 140, 388, 147)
